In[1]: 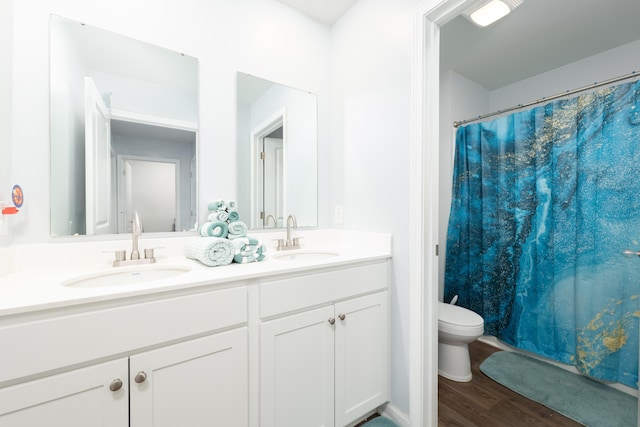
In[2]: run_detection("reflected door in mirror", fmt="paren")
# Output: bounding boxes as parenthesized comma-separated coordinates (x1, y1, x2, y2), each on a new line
(49, 15, 199, 237)
(120, 159, 177, 233)
(263, 134, 284, 227)
(85, 77, 114, 235)
(236, 72, 318, 230)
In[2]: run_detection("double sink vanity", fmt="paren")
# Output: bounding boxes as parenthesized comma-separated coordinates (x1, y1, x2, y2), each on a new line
(0, 230, 391, 427)
(6, 14, 390, 427)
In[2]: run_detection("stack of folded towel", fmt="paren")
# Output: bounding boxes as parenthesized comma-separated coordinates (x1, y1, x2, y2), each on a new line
(232, 236, 266, 263)
(186, 200, 266, 267)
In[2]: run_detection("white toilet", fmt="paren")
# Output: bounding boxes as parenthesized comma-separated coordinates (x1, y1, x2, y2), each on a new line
(438, 301, 484, 382)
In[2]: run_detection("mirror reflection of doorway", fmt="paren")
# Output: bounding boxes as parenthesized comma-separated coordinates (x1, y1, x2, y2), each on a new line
(110, 119, 196, 233)
(251, 111, 286, 229)
(263, 126, 284, 228)
(118, 158, 178, 233)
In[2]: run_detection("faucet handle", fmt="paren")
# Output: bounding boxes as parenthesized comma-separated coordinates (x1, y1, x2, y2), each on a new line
(292, 237, 303, 247)
(272, 239, 285, 250)
(114, 250, 126, 262)
(144, 247, 164, 261)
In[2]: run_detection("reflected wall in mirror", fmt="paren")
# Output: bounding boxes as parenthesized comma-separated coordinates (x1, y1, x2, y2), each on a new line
(236, 72, 318, 229)
(50, 15, 198, 237)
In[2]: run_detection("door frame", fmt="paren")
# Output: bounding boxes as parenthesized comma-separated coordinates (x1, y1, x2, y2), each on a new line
(84, 77, 113, 235)
(250, 108, 287, 229)
(409, 1, 475, 426)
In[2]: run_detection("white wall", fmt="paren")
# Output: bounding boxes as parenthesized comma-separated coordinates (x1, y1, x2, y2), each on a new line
(6, 0, 331, 244)
(0, 0, 14, 247)
(490, 39, 640, 111)
(49, 19, 86, 236)
(330, 0, 422, 417)
(236, 102, 252, 221)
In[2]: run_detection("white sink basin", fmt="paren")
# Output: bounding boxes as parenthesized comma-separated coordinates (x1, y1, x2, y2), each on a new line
(62, 264, 192, 288)
(271, 250, 340, 261)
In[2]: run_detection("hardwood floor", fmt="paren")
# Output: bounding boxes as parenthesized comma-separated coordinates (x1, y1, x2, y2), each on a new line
(438, 340, 584, 427)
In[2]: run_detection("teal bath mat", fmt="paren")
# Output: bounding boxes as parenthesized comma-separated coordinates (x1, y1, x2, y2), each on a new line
(480, 351, 638, 426)
(361, 416, 399, 427)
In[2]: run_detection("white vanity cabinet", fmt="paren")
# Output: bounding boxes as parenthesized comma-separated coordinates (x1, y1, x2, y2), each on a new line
(129, 327, 248, 426)
(334, 292, 388, 427)
(260, 305, 336, 427)
(0, 358, 128, 426)
(0, 286, 249, 427)
(259, 261, 389, 427)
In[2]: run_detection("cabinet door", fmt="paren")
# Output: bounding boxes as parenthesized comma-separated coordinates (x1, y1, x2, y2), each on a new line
(334, 292, 389, 427)
(260, 306, 335, 427)
(130, 327, 248, 427)
(0, 359, 128, 427)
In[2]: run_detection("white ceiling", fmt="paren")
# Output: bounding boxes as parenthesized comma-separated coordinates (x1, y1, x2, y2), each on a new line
(440, 0, 640, 90)
(276, 0, 359, 26)
(280, 0, 640, 91)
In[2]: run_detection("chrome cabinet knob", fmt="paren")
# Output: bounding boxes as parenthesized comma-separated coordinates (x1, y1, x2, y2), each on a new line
(328, 318, 336, 325)
(134, 371, 148, 384)
(338, 314, 346, 321)
(109, 378, 123, 392)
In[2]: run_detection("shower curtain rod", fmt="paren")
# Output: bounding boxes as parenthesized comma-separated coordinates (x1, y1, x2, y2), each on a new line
(453, 69, 640, 128)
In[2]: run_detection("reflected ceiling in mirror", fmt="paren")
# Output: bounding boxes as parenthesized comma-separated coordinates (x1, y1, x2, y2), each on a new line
(236, 72, 318, 230)
(50, 15, 199, 237)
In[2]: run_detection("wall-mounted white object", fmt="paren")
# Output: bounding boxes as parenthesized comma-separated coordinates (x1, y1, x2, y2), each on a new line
(462, 0, 523, 27)
(0, 201, 18, 236)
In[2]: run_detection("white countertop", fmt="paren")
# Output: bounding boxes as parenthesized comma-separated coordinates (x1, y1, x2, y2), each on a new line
(0, 229, 391, 316)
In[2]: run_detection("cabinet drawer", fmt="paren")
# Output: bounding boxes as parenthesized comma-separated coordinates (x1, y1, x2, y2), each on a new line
(0, 286, 247, 385)
(260, 261, 388, 319)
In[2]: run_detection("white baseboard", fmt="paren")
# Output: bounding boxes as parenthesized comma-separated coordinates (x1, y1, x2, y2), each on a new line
(380, 402, 410, 427)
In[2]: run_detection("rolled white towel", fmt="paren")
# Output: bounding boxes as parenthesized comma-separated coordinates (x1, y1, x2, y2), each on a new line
(207, 210, 229, 222)
(227, 221, 248, 239)
(199, 221, 228, 238)
(185, 237, 234, 267)
(207, 200, 226, 211)
(227, 210, 240, 222)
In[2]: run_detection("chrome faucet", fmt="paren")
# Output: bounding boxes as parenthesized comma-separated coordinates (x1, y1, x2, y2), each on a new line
(275, 214, 301, 251)
(112, 211, 157, 267)
(265, 214, 277, 228)
(131, 211, 142, 260)
(286, 214, 297, 245)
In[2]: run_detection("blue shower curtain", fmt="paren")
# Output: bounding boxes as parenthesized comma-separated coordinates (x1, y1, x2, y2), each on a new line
(445, 79, 640, 388)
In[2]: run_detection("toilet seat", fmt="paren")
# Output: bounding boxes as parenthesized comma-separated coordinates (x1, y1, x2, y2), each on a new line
(438, 302, 484, 335)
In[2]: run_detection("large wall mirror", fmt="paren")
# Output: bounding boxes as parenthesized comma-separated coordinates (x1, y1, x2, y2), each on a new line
(236, 72, 318, 229)
(50, 15, 198, 237)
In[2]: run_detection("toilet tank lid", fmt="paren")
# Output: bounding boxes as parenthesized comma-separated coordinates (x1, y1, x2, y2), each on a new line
(438, 302, 483, 326)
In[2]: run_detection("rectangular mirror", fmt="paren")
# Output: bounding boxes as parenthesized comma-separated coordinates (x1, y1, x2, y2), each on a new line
(236, 72, 318, 229)
(50, 15, 198, 236)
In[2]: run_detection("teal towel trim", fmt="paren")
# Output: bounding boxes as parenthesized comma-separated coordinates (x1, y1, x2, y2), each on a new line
(207, 200, 225, 211)
(199, 221, 228, 238)
(231, 236, 266, 263)
(227, 221, 248, 239)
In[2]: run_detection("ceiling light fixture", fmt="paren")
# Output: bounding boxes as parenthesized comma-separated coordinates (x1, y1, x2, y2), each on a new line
(463, 0, 523, 27)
